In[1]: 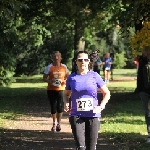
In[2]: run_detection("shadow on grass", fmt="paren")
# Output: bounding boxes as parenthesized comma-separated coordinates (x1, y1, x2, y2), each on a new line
(99, 132, 150, 150)
(0, 87, 48, 118)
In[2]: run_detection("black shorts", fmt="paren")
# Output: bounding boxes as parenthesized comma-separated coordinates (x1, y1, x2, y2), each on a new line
(47, 90, 64, 114)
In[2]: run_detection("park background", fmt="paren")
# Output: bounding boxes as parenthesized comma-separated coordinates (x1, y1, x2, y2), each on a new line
(0, 0, 150, 149)
(1, 0, 149, 86)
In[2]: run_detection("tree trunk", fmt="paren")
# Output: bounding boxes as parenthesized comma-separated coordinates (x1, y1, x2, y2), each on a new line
(74, 19, 85, 51)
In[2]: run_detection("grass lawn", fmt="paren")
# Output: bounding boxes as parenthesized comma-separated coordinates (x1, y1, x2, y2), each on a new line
(0, 69, 150, 149)
(111, 68, 137, 77)
(100, 92, 148, 149)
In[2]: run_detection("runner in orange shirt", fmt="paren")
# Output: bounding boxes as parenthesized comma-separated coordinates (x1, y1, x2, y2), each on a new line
(43, 51, 69, 132)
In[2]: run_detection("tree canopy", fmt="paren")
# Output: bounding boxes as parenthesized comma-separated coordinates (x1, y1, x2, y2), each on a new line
(0, 0, 149, 86)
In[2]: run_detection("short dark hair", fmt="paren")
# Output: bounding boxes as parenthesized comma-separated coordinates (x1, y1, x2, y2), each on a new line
(75, 51, 89, 60)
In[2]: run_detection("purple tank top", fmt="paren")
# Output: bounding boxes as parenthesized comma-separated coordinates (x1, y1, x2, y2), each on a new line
(66, 71, 105, 117)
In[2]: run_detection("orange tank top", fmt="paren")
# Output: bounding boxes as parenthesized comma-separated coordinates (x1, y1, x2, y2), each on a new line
(47, 64, 68, 90)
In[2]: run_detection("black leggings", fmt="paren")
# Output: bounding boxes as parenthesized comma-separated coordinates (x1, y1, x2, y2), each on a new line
(47, 90, 63, 114)
(69, 116, 100, 150)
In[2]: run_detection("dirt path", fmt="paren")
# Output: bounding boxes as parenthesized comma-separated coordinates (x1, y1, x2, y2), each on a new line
(0, 96, 121, 150)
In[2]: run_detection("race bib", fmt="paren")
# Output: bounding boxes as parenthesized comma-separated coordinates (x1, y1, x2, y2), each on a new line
(105, 67, 110, 70)
(76, 98, 93, 111)
(52, 79, 62, 87)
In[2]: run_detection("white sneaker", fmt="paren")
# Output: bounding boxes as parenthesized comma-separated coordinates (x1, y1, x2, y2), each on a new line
(146, 137, 150, 143)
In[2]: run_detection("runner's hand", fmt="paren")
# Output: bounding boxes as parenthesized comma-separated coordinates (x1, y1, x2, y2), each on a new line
(64, 103, 69, 112)
(93, 104, 105, 113)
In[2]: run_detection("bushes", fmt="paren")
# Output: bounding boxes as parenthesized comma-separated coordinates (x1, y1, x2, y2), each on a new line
(114, 52, 127, 69)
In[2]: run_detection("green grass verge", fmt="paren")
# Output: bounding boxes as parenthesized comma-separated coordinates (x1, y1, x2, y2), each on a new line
(0, 74, 47, 126)
(99, 93, 149, 149)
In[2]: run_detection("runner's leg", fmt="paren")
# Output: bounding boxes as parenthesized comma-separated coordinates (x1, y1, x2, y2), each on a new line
(85, 117, 100, 150)
(69, 116, 86, 150)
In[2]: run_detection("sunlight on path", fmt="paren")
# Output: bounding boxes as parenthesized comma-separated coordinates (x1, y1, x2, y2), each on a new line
(4, 115, 72, 133)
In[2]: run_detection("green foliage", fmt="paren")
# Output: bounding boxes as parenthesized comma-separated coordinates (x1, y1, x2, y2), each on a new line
(114, 52, 127, 69)
(118, 0, 150, 35)
(0, 18, 18, 86)
(0, 0, 140, 86)
(0, 0, 27, 19)
(0, 66, 15, 86)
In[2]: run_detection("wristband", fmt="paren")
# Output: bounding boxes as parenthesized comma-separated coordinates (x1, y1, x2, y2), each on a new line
(64, 103, 69, 112)
(66, 103, 69, 107)
(100, 103, 105, 110)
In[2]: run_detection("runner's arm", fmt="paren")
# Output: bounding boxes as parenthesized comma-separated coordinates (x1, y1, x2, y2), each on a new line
(43, 74, 52, 84)
(98, 84, 110, 109)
